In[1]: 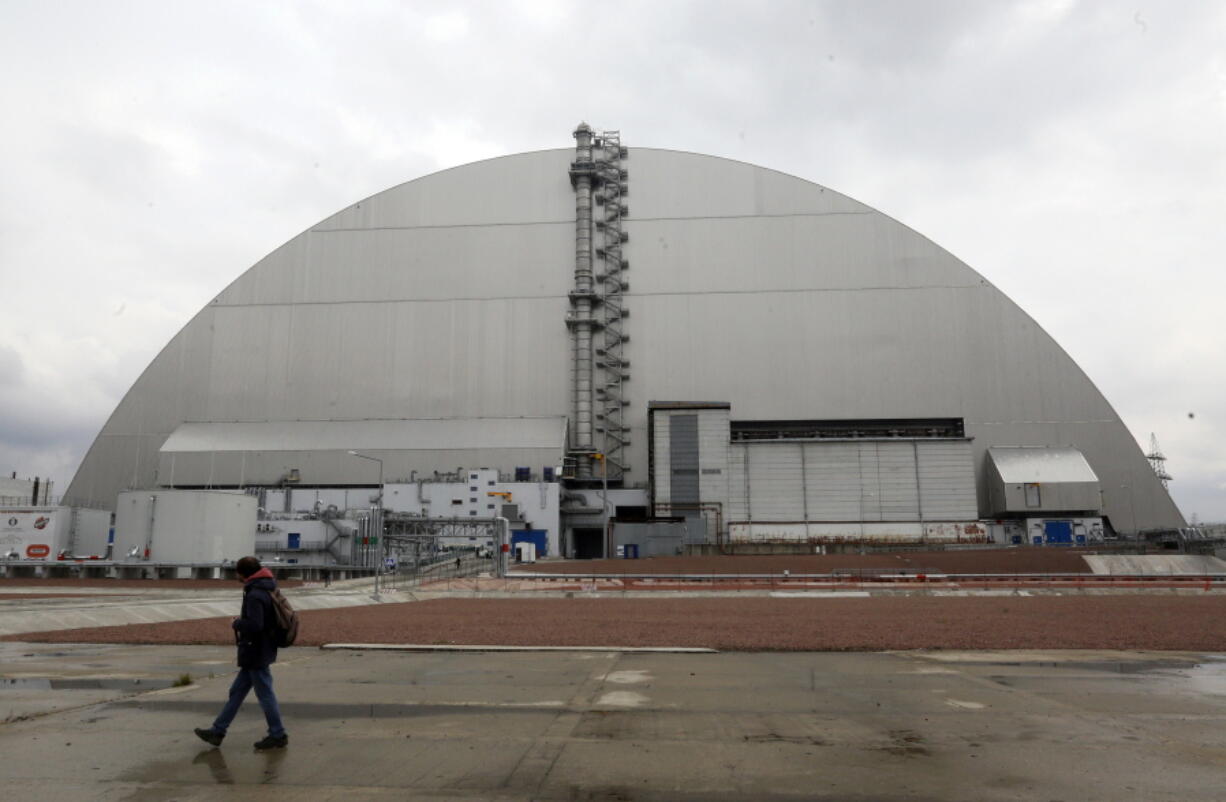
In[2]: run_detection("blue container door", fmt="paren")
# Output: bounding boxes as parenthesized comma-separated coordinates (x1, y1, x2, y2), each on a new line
(1044, 520, 1073, 544)
(511, 530, 548, 557)
(288, 532, 301, 550)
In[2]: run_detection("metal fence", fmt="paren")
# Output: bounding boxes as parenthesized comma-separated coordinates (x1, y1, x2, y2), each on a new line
(382, 548, 496, 590)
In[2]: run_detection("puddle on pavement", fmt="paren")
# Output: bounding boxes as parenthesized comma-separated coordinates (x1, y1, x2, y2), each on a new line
(1182, 659, 1226, 696)
(983, 657, 1226, 696)
(982, 659, 1199, 674)
(122, 746, 290, 789)
(0, 677, 175, 691)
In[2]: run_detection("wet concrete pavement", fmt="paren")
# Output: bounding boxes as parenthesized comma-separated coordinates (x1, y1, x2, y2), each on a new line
(1, 642, 1224, 800)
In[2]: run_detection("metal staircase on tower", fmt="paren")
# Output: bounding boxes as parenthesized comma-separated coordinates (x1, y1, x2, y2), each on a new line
(566, 123, 630, 483)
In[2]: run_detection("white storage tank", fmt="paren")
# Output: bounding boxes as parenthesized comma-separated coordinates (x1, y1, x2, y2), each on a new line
(0, 506, 111, 560)
(115, 490, 255, 564)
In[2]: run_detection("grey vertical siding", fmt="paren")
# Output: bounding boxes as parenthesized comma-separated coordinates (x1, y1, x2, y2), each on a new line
(732, 439, 976, 523)
(917, 441, 978, 519)
(669, 415, 700, 506)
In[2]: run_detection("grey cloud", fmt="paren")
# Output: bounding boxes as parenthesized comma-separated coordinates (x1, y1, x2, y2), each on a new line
(0, 346, 24, 387)
(1, 0, 1224, 517)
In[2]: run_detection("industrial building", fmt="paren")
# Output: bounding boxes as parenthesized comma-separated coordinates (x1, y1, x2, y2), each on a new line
(1, 473, 54, 507)
(52, 124, 1184, 568)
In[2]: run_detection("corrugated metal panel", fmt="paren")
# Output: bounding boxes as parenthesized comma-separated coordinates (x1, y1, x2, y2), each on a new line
(803, 442, 861, 521)
(727, 444, 748, 521)
(650, 412, 670, 505)
(768, 440, 972, 523)
(697, 408, 730, 507)
(917, 441, 978, 520)
(875, 442, 920, 521)
(856, 443, 882, 521)
(746, 443, 804, 521)
(669, 415, 699, 505)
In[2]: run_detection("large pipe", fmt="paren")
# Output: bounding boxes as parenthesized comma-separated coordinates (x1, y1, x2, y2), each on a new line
(494, 516, 510, 577)
(145, 494, 157, 560)
(571, 122, 595, 477)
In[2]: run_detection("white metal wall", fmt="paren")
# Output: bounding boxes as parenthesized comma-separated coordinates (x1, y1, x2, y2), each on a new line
(728, 440, 976, 523)
(115, 490, 256, 563)
(915, 441, 979, 520)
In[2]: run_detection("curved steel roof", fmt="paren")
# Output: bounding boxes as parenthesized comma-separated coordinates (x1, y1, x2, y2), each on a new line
(64, 147, 1183, 532)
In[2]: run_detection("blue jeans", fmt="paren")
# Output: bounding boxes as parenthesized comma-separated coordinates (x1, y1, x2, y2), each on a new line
(211, 667, 285, 738)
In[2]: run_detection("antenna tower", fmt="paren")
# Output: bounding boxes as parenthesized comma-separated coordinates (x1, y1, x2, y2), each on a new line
(1145, 433, 1172, 489)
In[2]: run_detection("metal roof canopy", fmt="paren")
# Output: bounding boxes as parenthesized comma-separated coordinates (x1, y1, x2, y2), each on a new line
(647, 401, 732, 411)
(161, 417, 567, 454)
(987, 447, 1099, 484)
(986, 446, 1102, 515)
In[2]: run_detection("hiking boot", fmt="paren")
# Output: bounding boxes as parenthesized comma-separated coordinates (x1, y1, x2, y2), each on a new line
(253, 733, 288, 750)
(194, 727, 224, 746)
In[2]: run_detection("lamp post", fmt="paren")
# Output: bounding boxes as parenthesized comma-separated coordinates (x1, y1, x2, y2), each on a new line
(595, 452, 609, 558)
(348, 450, 384, 594)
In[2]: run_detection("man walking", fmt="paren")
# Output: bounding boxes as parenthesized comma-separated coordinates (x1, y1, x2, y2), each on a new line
(194, 556, 288, 750)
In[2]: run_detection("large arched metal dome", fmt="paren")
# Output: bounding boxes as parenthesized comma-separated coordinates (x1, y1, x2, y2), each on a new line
(64, 144, 1183, 534)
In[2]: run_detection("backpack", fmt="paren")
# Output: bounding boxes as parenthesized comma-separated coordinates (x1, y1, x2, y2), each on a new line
(268, 588, 300, 647)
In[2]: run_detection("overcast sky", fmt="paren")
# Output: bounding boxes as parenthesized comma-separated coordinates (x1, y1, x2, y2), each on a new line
(1, 0, 1223, 521)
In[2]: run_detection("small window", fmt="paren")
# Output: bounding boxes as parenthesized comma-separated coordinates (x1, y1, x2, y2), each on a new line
(487, 504, 494, 509)
(451, 499, 463, 506)
(469, 473, 478, 480)
(470, 497, 477, 503)
(1024, 483, 1041, 508)
(469, 510, 477, 516)
(469, 486, 478, 492)
(488, 480, 495, 486)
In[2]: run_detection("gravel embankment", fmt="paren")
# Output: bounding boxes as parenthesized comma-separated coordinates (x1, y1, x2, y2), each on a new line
(7, 595, 1226, 651)
(518, 550, 1095, 575)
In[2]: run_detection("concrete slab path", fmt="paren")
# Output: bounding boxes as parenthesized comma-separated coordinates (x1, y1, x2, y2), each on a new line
(1084, 554, 1226, 575)
(1, 643, 1224, 800)
(0, 586, 396, 637)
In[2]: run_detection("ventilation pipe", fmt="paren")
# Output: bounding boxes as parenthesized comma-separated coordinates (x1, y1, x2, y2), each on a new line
(145, 494, 156, 560)
(568, 122, 597, 478)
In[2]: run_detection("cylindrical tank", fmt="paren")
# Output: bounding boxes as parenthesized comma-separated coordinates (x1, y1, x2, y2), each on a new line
(114, 490, 255, 563)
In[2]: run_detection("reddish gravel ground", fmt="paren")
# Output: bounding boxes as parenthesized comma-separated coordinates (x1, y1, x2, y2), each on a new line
(8, 596, 1226, 651)
(0, 577, 302, 589)
(520, 549, 1095, 575)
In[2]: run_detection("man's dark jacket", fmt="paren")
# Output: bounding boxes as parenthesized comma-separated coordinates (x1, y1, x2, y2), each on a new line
(234, 567, 279, 669)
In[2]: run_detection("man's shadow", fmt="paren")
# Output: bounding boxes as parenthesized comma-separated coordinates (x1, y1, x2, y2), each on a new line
(259, 746, 288, 782)
(193, 746, 287, 785)
(192, 749, 234, 784)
